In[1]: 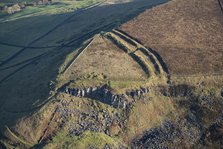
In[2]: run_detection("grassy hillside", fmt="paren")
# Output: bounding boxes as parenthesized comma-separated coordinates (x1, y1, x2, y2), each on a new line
(0, 0, 165, 111)
(0, 0, 222, 148)
(121, 0, 223, 76)
(0, 0, 170, 148)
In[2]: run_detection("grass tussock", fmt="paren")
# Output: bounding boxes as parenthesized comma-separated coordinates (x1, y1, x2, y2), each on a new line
(44, 130, 124, 148)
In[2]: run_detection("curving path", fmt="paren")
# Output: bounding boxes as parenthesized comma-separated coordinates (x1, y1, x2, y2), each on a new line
(105, 29, 169, 81)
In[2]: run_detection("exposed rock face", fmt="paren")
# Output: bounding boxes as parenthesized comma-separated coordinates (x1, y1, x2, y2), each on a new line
(56, 97, 129, 138)
(131, 121, 182, 148)
(131, 89, 223, 148)
(131, 112, 203, 148)
(63, 85, 150, 109)
(57, 81, 223, 148)
(159, 84, 195, 97)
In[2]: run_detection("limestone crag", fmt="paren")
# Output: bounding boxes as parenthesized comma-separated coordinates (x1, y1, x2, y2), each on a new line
(63, 85, 150, 109)
(56, 98, 129, 138)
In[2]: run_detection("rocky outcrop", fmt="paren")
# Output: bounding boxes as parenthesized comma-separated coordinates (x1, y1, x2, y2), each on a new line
(131, 89, 223, 149)
(159, 84, 195, 97)
(63, 84, 150, 109)
(131, 121, 181, 148)
(56, 98, 129, 138)
(131, 112, 203, 148)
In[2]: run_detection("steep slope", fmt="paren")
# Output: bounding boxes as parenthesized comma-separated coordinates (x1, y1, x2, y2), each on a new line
(0, 0, 170, 148)
(0, 0, 223, 148)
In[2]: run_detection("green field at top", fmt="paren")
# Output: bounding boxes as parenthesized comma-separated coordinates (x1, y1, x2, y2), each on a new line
(0, 0, 102, 22)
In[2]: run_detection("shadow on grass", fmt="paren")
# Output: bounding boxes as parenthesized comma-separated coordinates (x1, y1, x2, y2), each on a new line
(0, 0, 168, 147)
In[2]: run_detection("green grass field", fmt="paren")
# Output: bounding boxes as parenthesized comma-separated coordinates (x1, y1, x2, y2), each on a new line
(0, 0, 102, 22)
